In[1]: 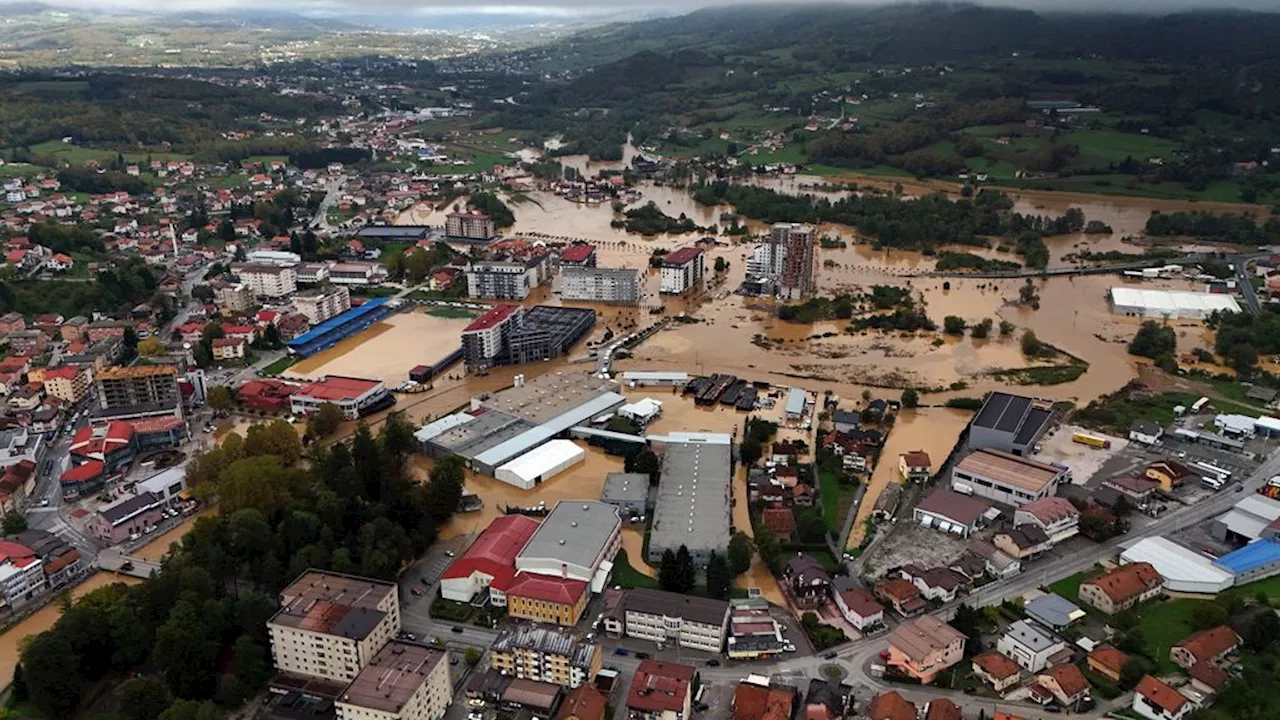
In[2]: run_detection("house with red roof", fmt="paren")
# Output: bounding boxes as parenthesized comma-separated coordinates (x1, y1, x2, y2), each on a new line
(559, 243, 597, 267)
(212, 336, 248, 361)
(0, 539, 47, 609)
(626, 660, 696, 720)
(70, 421, 136, 472)
(237, 379, 301, 413)
(506, 574, 589, 627)
(46, 253, 73, 272)
(440, 515, 540, 605)
(760, 507, 796, 542)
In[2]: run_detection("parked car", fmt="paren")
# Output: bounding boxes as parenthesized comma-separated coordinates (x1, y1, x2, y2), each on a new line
(635, 652, 651, 660)
(705, 659, 720, 667)
(614, 647, 629, 656)
(822, 651, 838, 660)
(120, 561, 134, 571)
(452, 626, 464, 634)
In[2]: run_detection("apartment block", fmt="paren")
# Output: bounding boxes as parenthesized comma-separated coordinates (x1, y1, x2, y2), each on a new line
(466, 256, 550, 300)
(446, 210, 496, 241)
(336, 642, 452, 720)
(95, 365, 181, 416)
(488, 624, 602, 689)
(232, 262, 298, 298)
(268, 570, 401, 684)
(215, 283, 256, 313)
(555, 266, 641, 305)
(30, 365, 91, 403)
(603, 588, 729, 653)
(294, 285, 353, 325)
(659, 247, 704, 295)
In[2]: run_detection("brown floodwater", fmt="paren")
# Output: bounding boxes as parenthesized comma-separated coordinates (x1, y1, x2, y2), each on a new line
(288, 311, 475, 383)
(847, 407, 974, 549)
(0, 572, 141, 688)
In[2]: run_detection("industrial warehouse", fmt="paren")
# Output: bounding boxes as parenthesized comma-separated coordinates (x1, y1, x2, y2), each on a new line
(1108, 287, 1242, 319)
(415, 372, 625, 478)
(647, 432, 733, 566)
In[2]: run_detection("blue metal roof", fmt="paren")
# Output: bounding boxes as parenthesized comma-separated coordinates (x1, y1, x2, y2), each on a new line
(287, 297, 390, 348)
(1214, 539, 1280, 575)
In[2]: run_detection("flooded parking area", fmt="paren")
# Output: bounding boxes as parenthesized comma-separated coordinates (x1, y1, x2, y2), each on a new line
(288, 310, 475, 383)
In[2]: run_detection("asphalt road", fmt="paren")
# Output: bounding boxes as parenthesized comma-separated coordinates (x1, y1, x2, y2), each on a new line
(1235, 260, 1262, 315)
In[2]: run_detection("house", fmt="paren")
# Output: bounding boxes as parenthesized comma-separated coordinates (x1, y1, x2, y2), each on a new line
(771, 442, 800, 465)
(913, 488, 992, 538)
(993, 525, 1051, 560)
(885, 615, 966, 684)
(1086, 645, 1129, 684)
(802, 679, 850, 720)
(211, 337, 248, 361)
(833, 587, 884, 632)
(875, 579, 926, 617)
(1170, 625, 1239, 670)
(760, 507, 796, 542)
(1145, 460, 1194, 492)
(898, 451, 932, 482)
(865, 692, 915, 720)
(1133, 675, 1193, 720)
(1024, 593, 1085, 630)
(1078, 562, 1164, 614)
(731, 679, 795, 720)
(967, 540, 1022, 579)
(626, 660, 696, 720)
(1187, 661, 1228, 696)
(46, 253, 73, 272)
(1129, 419, 1164, 445)
(783, 555, 831, 608)
(1013, 496, 1080, 545)
(922, 699, 962, 720)
(1102, 474, 1160, 505)
(900, 565, 965, 602)
(1033, 663, 1090, 708)
(996, 619, 1068, 673)
(832, 410, 860, 435)
(555, 684, 608, 720)
(972, 651, 1022, 692)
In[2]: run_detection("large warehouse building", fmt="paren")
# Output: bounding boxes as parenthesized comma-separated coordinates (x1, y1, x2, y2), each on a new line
(968, 392, 1055, 456)
(1109, 287, 1242, 320)
(417, 373, 625, 476)
(951, 449, 1069, 507)
(1120, 537, 1235, 594)
(285, 297, 397, 357)
(290, 375, 393, 420)
(647, 432, 733, 566)
(439, 515, 540, 605)
(516, 501, 621, 592)
(495, 440, 586, 490)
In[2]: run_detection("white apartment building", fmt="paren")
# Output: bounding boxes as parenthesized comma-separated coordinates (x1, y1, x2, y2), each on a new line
(659, 247, 704, 295)
(215, 283, 256, 313)
(488, 624, 601, 688)
(296, 262, 331, 284)
(335, 642, 452, 720)
(996, 620, 1067, 673)
(232, 262, 298, 299)
(466, 257, 549, 300)
(0, 553, 46, 610)
(294, 286, 352, 325)
(446, 211, 495, 241)
(605, 589, 729, 653)
(554, 266, 641, 305)
(268, 570, 401, 684)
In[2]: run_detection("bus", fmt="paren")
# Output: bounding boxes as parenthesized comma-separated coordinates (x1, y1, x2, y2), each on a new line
(1201, 475, 1225, 490)
(1072, 432, 1112, 449)
(1193, 462, 1231, 482)
(1191, 396, 1211, 413)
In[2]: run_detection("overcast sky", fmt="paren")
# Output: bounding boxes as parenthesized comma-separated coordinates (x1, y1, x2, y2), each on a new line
(7, 0, 1279, 15)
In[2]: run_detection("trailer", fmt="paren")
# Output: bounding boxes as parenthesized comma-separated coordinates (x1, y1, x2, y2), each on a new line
(1072, 432, 1112, 449)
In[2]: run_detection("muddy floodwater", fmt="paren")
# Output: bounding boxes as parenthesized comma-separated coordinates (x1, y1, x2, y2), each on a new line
(288, 311, 475, 382)
(0, 572, 141, 688)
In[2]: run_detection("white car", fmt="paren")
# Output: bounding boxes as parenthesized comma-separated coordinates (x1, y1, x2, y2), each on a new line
(128, 532, 141, 542)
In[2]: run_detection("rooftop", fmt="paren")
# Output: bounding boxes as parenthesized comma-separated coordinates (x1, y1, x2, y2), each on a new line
(441, 515, 540, 592)
(1174, 625, 1238, 663)
(1024, 593, 1085, 627)
(295, 375, 382, 402)
(96, 365, 176, 380)
(1082, 561, 1164, 604)
(620, 588, 729, 626)
(559, 244, 596, 263)
(1002, 619, 1060, 653)
(339, 642, 444, 714)
(98, 491, 164, 526)
(479, 372, 621, 425)
(1136, 675, 1189, 716)
(286, 297, 390, 349)
(627, 660, 695, 714)
(650, 438, 732, 556)
(463, 304, 521, 332)
(661, 246, 703, 267)
(601, 473, 650, 506)
(517, 500, 620, 571)
(508, 574, 588, 605)
(1017, 496, 1079, 525)
(888, 615, 965, 663)
(973, 651, 1020, 681)
(916, 488, 991, 526)
(492, 624, 597, 669)
(955, 449, 1064, 493)
(270, 570, 395, 639)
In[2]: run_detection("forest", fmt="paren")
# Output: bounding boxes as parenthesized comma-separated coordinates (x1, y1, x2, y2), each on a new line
(15, 415, 464, 720)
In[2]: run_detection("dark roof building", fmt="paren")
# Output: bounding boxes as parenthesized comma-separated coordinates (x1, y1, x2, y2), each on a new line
(968, 392, 1054, 456)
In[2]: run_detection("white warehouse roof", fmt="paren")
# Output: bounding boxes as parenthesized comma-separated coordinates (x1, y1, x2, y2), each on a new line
(495, 440, 585, 488)
(1119, 536, 1234, 594)
(1109, 287, 1241, 319)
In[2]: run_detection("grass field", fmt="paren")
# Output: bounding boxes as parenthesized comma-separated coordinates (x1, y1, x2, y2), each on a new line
(819, 470, 841, 531)
(1048, 566, 1102, 603)
(1138, 599, 1202, 673)
(426, 306, 480, 320)
(612, 549, 658, 589)
(259, 356, 297, 376)
(1068, 129, 1180, 166)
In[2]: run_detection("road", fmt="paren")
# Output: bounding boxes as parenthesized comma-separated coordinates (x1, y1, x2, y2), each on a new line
(1235, 260, 1262, 315)
(24, 418, 100, 562)
(309, 176, 348, 232)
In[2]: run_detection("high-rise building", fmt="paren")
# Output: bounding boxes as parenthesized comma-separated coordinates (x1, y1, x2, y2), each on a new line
(461, 304, 524, 372)
(766, 223, 816, 300)
(267, 570, 401, 684)
(335, 642, 452, 720)
(460, 305, 595, 372)
(659, 247, 705, 295)
(231, 262, 298, 298)
(294, 285, 352, 325)
(465, 256, 549, 300)
(446, 211, 496, 241)
(95, 365, 182, 419)
(554, 267, 641, 305)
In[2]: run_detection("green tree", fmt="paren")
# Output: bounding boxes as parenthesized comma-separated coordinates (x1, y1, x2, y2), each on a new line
(632, 449, 660, 483)
(755, 527, 781, 573)
(464, 647, 482, 666)
(159, 699, 222, 720)
(998, 319, 1015, 336)
(216, 455, 304, 515)
(1128, 320, 1177, 359)
(970, 317, 993, 339)
(117, 675, 172, 720)
(901, 389, 919, 409)
(1119, 657, 1147, 690)
(674, 545, 697, 594)
(657, 549, 679, 592)
(206, 385, 234, 411)
(943, 315, 967, 335)
(138, 337, 167, 357)
(950, 603, 985, 656)
(306, 402, 344, 438)
(425, 455, 465, 525)
(794, 507, 828, 544)
(1191, 601, 1230, 630)
(2, 512, 27, 535)
(727, 532, 754, 576)
(385, 251, 406, 280)
(1021, 330, 1050, 357)
(706, 551, 731, 600)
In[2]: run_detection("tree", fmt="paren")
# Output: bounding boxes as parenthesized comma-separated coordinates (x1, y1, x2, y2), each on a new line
(1128, 320, 1177, 359)
(216, 455, 305, 515)
(190, 285, 215, 302)
(1119, 658, 1147, 690)
(755, 527, 781, 573)
(1018, 278, 1040, 309)
(425, 455, 465, 524)
(1021, 330, 1050, 357)
(464, 647, 482, 666)
(2, 512, 27, 534)
(674, 545, 697, 594)
(657, 549, 679, 592)
(943, 315, 967, 335)
(727, 532, 754, 576)
(206, 385, 234, 411)
(901, 389, 919, 409)
(117, 675, 172, 720)
(385, 251, 406, 280)
(999, 319, 1015, 336)
(1244, 604, 1280, 651)
(137, 337, 167, 357)
(1191, 601, 1230, 630)
(970, 318, 993, 339)
(714, 256, 729, 273)
(950, 603, 985, 656)
(307, 402, 344, 439)
(706, 551, 731, 600)
(630, 449, 660, 483)
(794, 507, 828, 544)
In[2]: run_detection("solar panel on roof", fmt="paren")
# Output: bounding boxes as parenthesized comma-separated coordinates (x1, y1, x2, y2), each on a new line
(995, 396, 1031, 433)
(1014, 407, 1052, 445)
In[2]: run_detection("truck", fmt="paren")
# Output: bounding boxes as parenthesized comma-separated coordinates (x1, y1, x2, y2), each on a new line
(1072, 432, 1112, 449)
(1259, 476, 1280, 499)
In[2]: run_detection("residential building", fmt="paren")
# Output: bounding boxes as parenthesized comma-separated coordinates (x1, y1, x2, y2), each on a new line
(648, 433, 732, 566)
(439, 515, 540, 606)
(328, 261, 388, 287)
(1188, 662, 1228, 696)
(899, 565, 965, 603)
(0, 540, 47, 610)
(1129, 419, 1164, 446)
(1024, 593, 1085, 630)
(1033, 664, 1089, 708)
(760, 507, 795, 542)
(899, 450, 932, 482)
(1101, 474, 1160, 504)
(267, 570, 400, 684)
(834, 587, 884, 632)
(489, 624, 601, 689)
(460, 304, 595, 371)
(802, 679, 850, 720)
(212, 337, 248, 361)
(996, 620, 1067, 673)
(923, 700, 963, 720)
(603, 588, 729, 653)
(626, 660, 696, 720)
(1133, 675, 1193, 720)
(726, 598, 786, 659)
(885, 615, 966, 684)
(215, 283, 256, 313)
(783, 555, 831, 608)
(865, 692, 916, 720)
(555, 267, 641, 305)
(11, 528, 83, 591)
(876, 578, 926, 617)
(88, 491, 167, 544)
(951, 449, 1069, 507)
(1170, 626, 1239, 670)
(294, 285, 352, 325)
(506, 575, 589, 627)
(967, 392, 1054, 456)
(556, 685, 608, 720)
(1013, 496, 1080, 545)
(967, 540, 1022, 579)
(1078, 562, 1164, 614)
(30, 365, 90, 403)
(1086, 645, 1129, 684)
(659, 246, 704, 295)
(232, 262, 298, 298)
(971, 651, 1021, 693)
(993, 525, 1051, 560)
(236, 379, 301, 413)
(95, 365, 182, 419)
(296, 262, 331, 284)
(334, 642, 452, 720)
(446, 210, 496, 241)
(912, 488, 992, 538)
(559, 244, 597, 268)
(461, 304, 523, 371)
(746, 223, 815, 300)
(1144, 460, 1194, 492)
(290, 375, 391, 420)
(466, 256, 550, 300)
(731, 679, 795, 720)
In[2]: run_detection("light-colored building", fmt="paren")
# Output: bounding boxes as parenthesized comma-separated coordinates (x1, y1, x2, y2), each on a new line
(461, 304, 522, 372)
(30, 365, 90, 403)
(506, 575, 590, 627)
(496, 440, 586, 490)
(268, 570, 401, 683)
(0, 540, 46, 610)
(439, 514, 539, 606)
(648, 433, 732, 566)
(834, 587, 884, 632)
(289, 375, 389, 420)
(659, 246, 704, 295)
(967, 392, 1054, 457)
(604, 588, 729, 654)
(466, 256, 550, 300)
(1079, 562, 1164, 614)
(971, 651, 1021, 693)
(294, 285, 352, 325)
(995, 620, 1067, 673)
(1034, 664, 1090, 709)
(232, 262, 298, 298)
(1013, 496, 1080, 545)
(488, 624, 602, 689)
(1109, 287, 1241, 320)
(951, 449, 1069, 507)
(1170, 625, 1239, 671)
(555, 266, 641, 305)
(516, 500, 621, 590)
(1133, 675, 1193, 720)
(95, 365, 182, 418)
(215, 283, 256, 313)
(885, 615, 966, 684)
(446, 210, 496, 241)
(212, 337, 248, 361)
(335, 642, 451, 720)
(898, 450, 932, 482)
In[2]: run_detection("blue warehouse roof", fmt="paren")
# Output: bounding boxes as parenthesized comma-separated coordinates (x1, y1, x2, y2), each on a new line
(1215, 539, 1280, 575)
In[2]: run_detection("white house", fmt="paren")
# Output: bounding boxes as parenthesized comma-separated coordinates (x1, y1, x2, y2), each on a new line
(995, 620, 1067, 673)
(1133, 675, 1194, 720)
(46, 253, 73, 272)
(834, 587, 884, 632)
(1129, 419, 1164, 445)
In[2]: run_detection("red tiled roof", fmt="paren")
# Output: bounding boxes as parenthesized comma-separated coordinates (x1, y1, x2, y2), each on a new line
(1188, 661, 1228, 690)
(212, 337, 246, 348)
(555, 684, 607, 720)
(60, 460, 104, 485)
(1041, 663, 1088, 699)
(40, 366, 82, 380)
(296, 375, 381, 401)
(627, 660, 694, 714)
(837, 587, 883, 619)
(507, 574, 587, 606)
(70, 421, 134, 458)
(973, 651, 1020, 681)
(761, 507, 795, 537)
(901, 450, 931, 468)
(1174, 625, 1239, 664)
(440, 515, 539, 592)
(876, 578, 920, 602)
(732, 683, 794, 720)
(1082, 562, 1163, 604)
(0, 540, 36, 568)
(662, 246, 703, 266)
(463, 304, 520, 332)
(560, 244, 596, 263)
(924, 699, 962, 720)
(1087, 645, 1129, 676)
(1136, 675, 1189, 715)
(127, 416, 184, 435)
(866, 692, 916, 720)
(1017, 496, 1079, 525)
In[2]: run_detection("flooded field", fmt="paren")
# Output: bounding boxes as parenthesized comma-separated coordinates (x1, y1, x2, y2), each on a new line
(288, 310, 474, 382)
(0, 572, 141, 687)
(133, 507, 219, 562)
(847, 407, 975, 549)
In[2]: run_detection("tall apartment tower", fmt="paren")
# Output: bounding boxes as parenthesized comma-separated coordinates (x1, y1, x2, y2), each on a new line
(770, 222, 816, 300)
